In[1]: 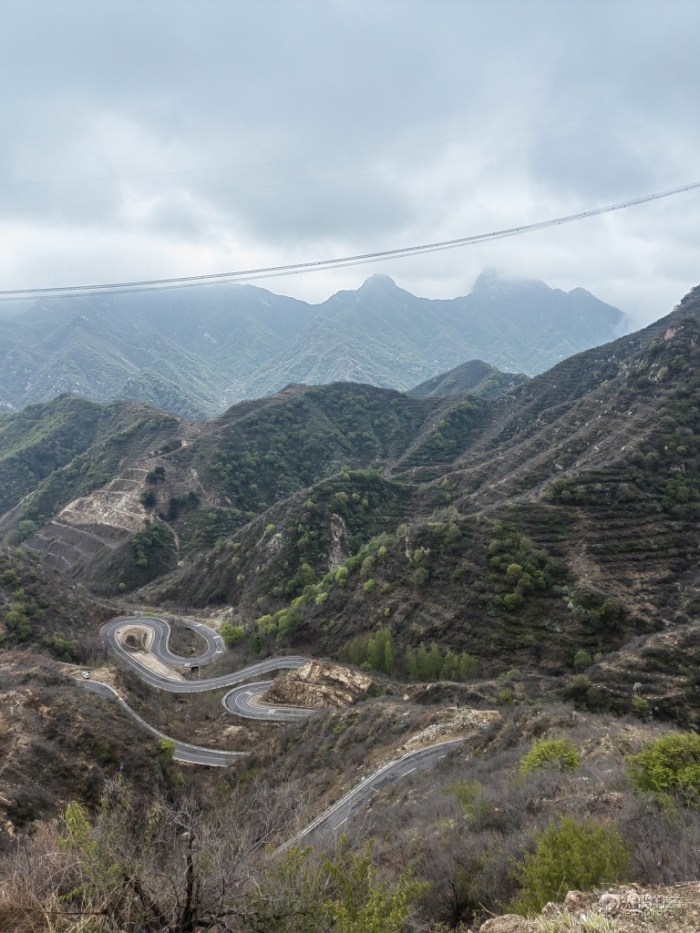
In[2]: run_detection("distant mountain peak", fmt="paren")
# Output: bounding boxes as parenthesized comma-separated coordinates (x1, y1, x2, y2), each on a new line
(0, 270, 627, 418)
(472, 268, 546, 293)
(358, 274, 400, 292)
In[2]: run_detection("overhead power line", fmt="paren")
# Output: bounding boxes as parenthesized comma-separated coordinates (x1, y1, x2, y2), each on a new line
(1, 179, 698, 302)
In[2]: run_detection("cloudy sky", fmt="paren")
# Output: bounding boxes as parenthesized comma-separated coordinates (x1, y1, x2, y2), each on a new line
(1, 0, 699, 326)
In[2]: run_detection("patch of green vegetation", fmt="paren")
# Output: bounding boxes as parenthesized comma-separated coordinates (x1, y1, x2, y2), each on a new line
(628, 733, 700, 806)
(158, 737, 176, 763)
(249, 631, 266, 655)
(5, 587, 46, 641)
(405, 643, 478, 682)
(178, 506, 246, 553)
(207, 385, 434, 514)
(220, 622, 244, 647)
(510, 817, 629, 915)
(521, 738, 580, 774)
(0, 395, 105, 515)
(163, 490, 199, 523)
(400, 398, 489, 468)
(339, 627, 395, 675)
(0, 545, 106, 654)
(116, 522, 177, 588)
(42, 632, 81, 661)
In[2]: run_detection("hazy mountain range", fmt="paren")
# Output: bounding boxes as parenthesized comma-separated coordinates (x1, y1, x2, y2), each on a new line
(0, 270, 628, 420)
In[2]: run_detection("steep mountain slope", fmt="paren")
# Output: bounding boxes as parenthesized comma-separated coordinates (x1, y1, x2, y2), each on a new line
(0, 395, 180, 521)
(240, 273, 625, 398)
(0, 273, 625, 418)
(3, 286, 699, 724)
(136, 286, 700, 724)
(7, 384, 447, 586)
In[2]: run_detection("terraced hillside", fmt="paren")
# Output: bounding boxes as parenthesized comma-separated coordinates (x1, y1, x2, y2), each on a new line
(2, 285, 700, 724)
(145, 285, 700, 723)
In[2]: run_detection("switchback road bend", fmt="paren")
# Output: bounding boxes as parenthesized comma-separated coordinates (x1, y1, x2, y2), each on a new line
(86, 614, 465, 837)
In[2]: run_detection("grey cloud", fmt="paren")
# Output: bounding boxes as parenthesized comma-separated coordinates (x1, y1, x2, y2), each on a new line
(0, 1, 699, 324)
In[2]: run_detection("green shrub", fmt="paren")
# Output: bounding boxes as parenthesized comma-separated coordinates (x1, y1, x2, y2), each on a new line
(496, 689, 515, 707)
(628, 733, 700, 805)
(285, 562, 315, 596)
(505, 563, 523, 584)
(407, 645, 478, 682)
(446, 780, 489, 822)
(158, 738, 176, 763)
(412, 566, 430, 587)
(335, 567, 349, 588)
(363, 578, 376, 593)
(16, 520, 37, 542)
(459, 652, 478, 681)
(130, 522, 175, 577)
(503, 593, 523, 610)
(511, 817, 629, 915)
(43, 633, 80, 660)
(367, 627, 394, 675)
(2, 569, 19, 586)
(521, 738, 580, 774)
(631, 695, 651, 720)
(573, 649, 592, 672)
(221, 622, 244, 647)
(249, 632, 266, 655)
(361, 556, 375, 577)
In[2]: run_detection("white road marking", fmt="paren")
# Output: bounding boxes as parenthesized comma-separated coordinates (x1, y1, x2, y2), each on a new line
(404, 767, 416, 775)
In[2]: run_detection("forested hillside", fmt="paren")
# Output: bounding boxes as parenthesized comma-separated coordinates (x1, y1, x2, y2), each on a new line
(0, 284, 698, 727)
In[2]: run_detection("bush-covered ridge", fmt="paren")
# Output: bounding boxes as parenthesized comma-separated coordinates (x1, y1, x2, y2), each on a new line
(4, 287, 700, 725)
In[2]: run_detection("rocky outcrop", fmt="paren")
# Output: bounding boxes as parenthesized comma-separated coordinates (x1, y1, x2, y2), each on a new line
(260, 661, 372, 709)
(473, 885, 700, 932)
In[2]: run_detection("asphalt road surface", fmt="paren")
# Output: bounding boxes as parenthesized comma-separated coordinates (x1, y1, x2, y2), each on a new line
(279, 738, 464, 849)
(223, 681, 319, 721)
(93, 610, 465, 838)
(82, 681, 244, 766)
(102, 617, 308, 695)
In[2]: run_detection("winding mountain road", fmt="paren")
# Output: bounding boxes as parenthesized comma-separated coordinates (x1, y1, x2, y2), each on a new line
(83, 681, 244, 766)
(102, 617, 308, 697)
(86, 613, 465, 839)
(223, 680, 318, 721)
(279, 739, 463, 849)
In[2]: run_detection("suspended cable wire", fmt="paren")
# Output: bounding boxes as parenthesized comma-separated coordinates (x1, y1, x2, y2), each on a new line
(1, 179, 698, 302)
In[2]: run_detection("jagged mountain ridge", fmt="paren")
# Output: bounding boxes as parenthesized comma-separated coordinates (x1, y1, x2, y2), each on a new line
(0, 272, 626, 418)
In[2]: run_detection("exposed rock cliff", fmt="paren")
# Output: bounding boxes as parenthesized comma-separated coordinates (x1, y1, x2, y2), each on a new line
(261, 660, 372, 708)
